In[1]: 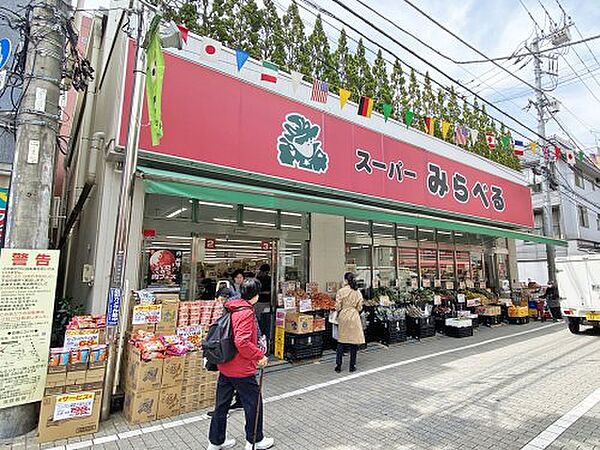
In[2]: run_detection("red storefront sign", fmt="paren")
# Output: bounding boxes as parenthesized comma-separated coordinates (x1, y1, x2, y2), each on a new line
(120, 46, 533, 228)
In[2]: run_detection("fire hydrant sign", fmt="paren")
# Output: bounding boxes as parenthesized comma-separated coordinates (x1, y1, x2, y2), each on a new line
(53, 392, 95, 421)
(132, 304, 162, 324)
(0, 249, 59, 408)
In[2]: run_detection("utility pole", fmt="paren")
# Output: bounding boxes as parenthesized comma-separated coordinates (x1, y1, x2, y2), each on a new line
(101, 1, 148, 420)
(0, 0, 67, 439)
(531, 36, 557, 284)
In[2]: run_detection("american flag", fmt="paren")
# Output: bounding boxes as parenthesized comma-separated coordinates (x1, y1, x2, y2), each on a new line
(311, 79, 329, 103)
(455, 125, 468, 146)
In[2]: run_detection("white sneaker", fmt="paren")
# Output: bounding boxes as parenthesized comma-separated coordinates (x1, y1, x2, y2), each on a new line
(207, 437, 236, 449)
(245, 437, 274, 450)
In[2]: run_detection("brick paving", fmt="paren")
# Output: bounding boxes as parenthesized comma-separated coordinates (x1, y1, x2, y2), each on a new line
(3, 321, 600, 450)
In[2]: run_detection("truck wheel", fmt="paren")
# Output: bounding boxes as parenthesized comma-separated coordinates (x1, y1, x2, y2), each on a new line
(568, 319, 580, 334)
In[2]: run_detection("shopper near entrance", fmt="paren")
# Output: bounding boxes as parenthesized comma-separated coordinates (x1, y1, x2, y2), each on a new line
(541, 281, 561, 321)
(232, 269, 245, 295)
(208, 278, 273, 450)
(334, 272, 365, 373)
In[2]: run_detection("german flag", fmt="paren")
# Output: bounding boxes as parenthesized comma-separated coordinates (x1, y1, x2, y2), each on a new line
(357, 96, 374, 118)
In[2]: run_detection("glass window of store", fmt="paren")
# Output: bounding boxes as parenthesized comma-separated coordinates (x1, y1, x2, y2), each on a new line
(372, 222, 397, 289)
(417, 228, 437, 288)
(345, 219, 372, 291)
(396, 225, 418, 292)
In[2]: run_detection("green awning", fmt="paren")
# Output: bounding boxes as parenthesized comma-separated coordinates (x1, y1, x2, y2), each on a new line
(139, 166, 567, 247)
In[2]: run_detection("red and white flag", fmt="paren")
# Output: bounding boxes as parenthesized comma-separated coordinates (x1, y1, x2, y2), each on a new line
(566, 150, 576, 165)
(200, 37, 221, 61)
(485, 132, 496, 150)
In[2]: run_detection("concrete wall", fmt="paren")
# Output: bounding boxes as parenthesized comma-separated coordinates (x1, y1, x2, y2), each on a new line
(309, 213, 345, 288)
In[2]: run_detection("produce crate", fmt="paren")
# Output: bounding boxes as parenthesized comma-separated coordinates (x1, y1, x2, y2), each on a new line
(406, 316, 435, 339)
(284, 332, 324, 362)
(508, 316, 530, 325)
(481, 315, 502, 327)
(434, 316, 451, 333)
(382, 319, 407, 345)
(322, 320, 336, 350)
(445, 325, 474, 338)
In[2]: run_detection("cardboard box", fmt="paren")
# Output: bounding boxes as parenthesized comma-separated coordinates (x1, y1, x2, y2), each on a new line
(123, 389, 159, 424)
(125, 346, 163, 392)
(37, 389, 102, 443)
(313, 317, 326, 332)
(162, 356, 184, 388)
(44, 386, 66, 396)
(285, 312, 314, 334)
(85, 367, 105, 384)
(45, 371, 67, 387)
(65, 370, 87, 386)
(156, 299, 179, 335)
(158, 385, 182, 419)
(47, 365, 67, 374)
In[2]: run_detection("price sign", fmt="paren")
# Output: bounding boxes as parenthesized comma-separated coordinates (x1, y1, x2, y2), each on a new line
(434, 295, 442, 305)
(64, 329, 100, 349)
(132, 304, 162, 324)
(434, 279, 442, 288)
(457, 294, 466, 303)
(283, 297, 296, 310)
(53, 392, 95, 421)
(422, 278, 431, 288)
(299, 298, 312, 312)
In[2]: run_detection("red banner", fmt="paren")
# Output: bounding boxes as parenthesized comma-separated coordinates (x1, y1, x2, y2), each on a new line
(121, 47, 533, 228)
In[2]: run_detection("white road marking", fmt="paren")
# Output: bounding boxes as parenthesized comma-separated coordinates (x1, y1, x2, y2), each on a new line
(44, 323, 561, 450)
(521, 387, 600, 450)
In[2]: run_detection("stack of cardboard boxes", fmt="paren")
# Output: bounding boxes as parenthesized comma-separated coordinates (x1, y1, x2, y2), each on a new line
(180, 350, 218, 414)
(38, 348, 106, 443)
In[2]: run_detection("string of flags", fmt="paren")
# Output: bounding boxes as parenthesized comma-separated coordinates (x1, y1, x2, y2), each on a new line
(200, 37, 588, 165)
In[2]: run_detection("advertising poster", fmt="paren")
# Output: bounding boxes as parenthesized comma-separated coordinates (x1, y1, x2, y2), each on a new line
(132, 304, 162, 324)
(0, 249, 59, 408)
(147, 249, 182, 287)
(64, 329, 100, 349)
(53, 392, 95, 421)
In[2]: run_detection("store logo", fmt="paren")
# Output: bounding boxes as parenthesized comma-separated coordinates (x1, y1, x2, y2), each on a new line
(277, 113, 329, 173)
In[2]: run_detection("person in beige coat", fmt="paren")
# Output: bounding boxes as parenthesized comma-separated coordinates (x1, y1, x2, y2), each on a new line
(334, 272, 365, 373)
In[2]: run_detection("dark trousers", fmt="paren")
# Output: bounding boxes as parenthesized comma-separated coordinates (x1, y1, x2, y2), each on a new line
(550, 307, 562, 320)
(209, 374, 264, 445)
(336, 343, 358, 369)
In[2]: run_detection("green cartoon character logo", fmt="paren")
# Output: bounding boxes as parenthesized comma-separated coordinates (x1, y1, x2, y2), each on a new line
(277, 113, 329, 173)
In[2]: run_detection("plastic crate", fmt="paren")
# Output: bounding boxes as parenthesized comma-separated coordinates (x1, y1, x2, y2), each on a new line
(445, 326, 474, 338)
(284, 332, 324, 362)
(406, 316, 435, 339)
(508, 316, 530, 325)
(481, 315, 502, 327)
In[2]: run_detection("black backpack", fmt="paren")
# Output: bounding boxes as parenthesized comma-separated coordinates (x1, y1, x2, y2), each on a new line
(202, 306, 250, 369)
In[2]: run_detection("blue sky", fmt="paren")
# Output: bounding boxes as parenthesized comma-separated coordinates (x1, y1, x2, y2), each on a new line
(87, 0, 600, 153)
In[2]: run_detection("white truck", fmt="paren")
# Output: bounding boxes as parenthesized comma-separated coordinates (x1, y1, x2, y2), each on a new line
(556, 254, 600, 334)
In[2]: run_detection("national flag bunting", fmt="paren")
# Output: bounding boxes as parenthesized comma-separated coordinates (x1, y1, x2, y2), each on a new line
(357, 96, 374, 118)
(424, 117, 435, 135)
(513, 140, 525, 156)
(145, 29, 164, 146)
(501, 135, 510, 150)
(200, 37, 221, 61)
(529, 142, 538, 155)
(404, 110, 415, 128)
(176, 24, 189, 43)
(566, 150, 576, 165)
(290, 71, 303, 93)
(554, 146, 562, 160)
(441, 121, 451, 139)
(486, 132, 496, 150)
(382, 103, 393, 122)
(578, 150, 586, 161)
(311, 79, 329, 103)
(469, 129, 479, 145)
(455, 125, 468, 146)
(235, 49, 249, 72)
(261, 61, 278, 83)
(339, 88, 351, 109)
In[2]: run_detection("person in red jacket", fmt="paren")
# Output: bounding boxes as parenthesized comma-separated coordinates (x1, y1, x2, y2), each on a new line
(208, 278, 274, 450)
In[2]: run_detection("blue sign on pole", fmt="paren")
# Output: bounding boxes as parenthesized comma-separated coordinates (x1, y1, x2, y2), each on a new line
(107, 287, 123, 327)
(0, 39, 12, 71)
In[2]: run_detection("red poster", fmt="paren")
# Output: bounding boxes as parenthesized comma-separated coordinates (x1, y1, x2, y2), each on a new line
(121, 45, 533, 228)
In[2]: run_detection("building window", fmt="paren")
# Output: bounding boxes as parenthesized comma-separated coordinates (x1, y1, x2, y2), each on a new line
(575, 171, 584, 189)
(578, 205, 589, 228)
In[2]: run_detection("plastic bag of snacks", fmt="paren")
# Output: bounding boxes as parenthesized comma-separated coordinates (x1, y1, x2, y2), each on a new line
(159, 335, 189, 356)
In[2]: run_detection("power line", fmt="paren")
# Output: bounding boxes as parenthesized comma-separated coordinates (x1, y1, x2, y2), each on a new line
(320, 0, 550, 145)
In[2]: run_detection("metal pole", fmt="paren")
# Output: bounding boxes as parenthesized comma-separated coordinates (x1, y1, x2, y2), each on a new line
(0, 0, 67, 438)
(101, 2, 147, 420)
(532, 37, 557, 285)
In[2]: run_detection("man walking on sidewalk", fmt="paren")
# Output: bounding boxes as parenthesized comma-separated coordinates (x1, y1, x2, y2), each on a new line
(207, 278, 274, 450)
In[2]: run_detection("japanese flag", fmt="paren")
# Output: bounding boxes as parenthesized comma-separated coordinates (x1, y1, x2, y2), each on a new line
(200, 37, 221, 62)
(566, 150, 576, 165)
(485, 132, 496, 150)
